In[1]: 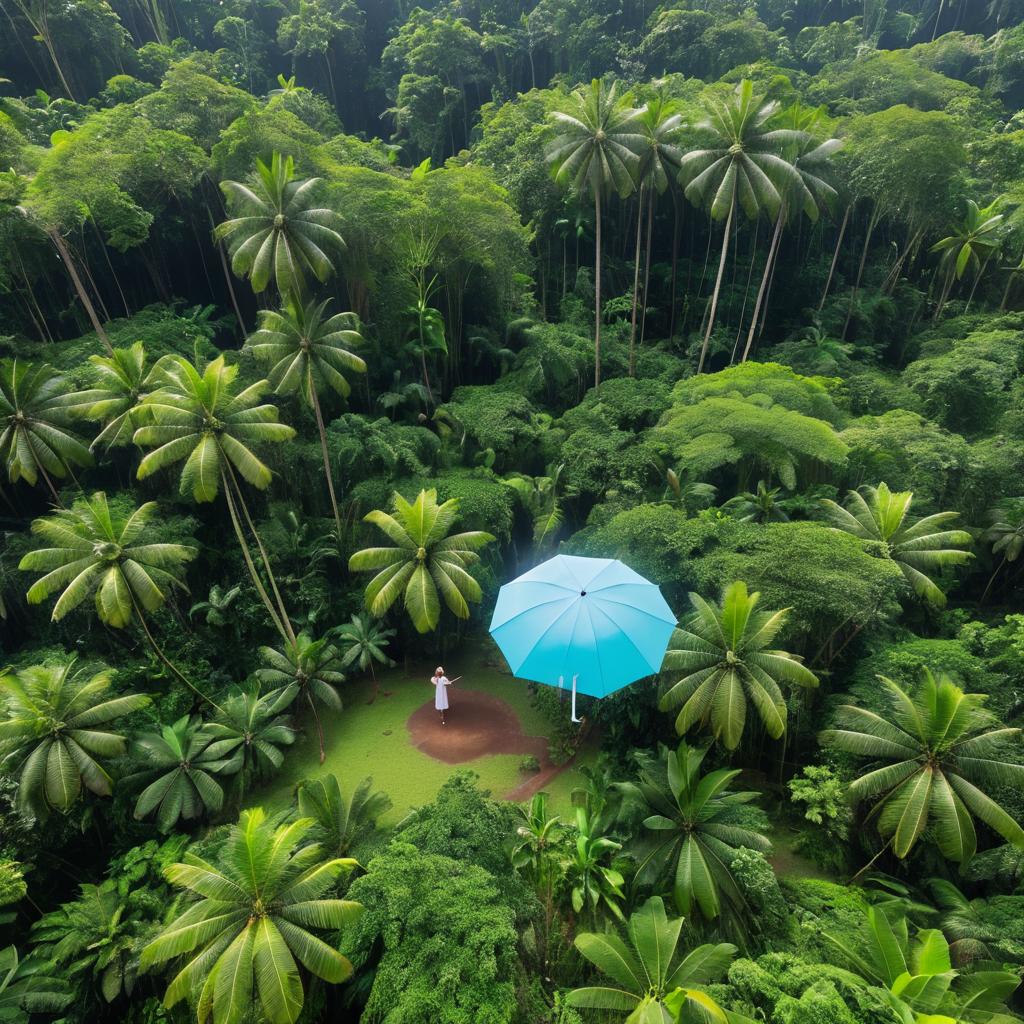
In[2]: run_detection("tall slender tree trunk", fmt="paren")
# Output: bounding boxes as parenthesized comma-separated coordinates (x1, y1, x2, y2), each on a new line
(308, 368, 344, 540)
(934, 264, 956, 321)
(227, 465, 295, 645)
(698, 181, 736, 375)
(14, 247, 52, 343)
(628, 187, 644, 378)
(965, 256, 990, 313)
(89, 218, 130, 317)
(979, 554, 1007, 606)
(742, 207, 785, 363)
(220, 468, 293, 644)
(77, 241, 112, 323)
(1001, 267, 1019, 311)
(669, 190, 681, 342)
(819, 204, 850, 311)
(420, 346, 434, 405)
(38, 23, 76, 99)
(16, 288, 46, 343)
(842, 206, 880, 340)
(731, 218, 760, 363)
(206, 203, 246, 335)
(308, 688, 326, 764)
(881, 226, 924, 294)
(593, 190, 602, 390)
(47, 229, 113, 354)
(130, 593, 221, 711)
(639, 188, 655, 347)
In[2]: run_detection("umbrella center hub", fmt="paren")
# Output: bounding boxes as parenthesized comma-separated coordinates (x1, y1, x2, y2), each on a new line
(579, 590, 587, 597)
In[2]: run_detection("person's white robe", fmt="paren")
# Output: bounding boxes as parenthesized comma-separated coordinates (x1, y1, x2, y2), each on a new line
(433, 675, 450, 710)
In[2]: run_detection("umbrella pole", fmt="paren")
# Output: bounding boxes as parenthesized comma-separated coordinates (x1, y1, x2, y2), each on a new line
(571, 674, 581, 724)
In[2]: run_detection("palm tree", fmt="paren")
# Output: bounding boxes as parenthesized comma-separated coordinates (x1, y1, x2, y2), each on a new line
(66, 342, 149, 449)
(927, 878, 1016, 966)
(348, 488, 494, 634)
(822, 483, 972, 607)
(133, 353, 297, 642)
(980, 496, 1024, 604)
(332, 613, 395, 703)
(547, 79, 645, 389)
(18, 492, 213, 708)
(660, 581, 818, 751)
(296, 773, 392, 857)
(741, 105, 841, 363)
(215, 151, 345, 298)
(617, 742, 771, 921)
(30, 881, 141, 1003)
(663, 468, 717, 514)
(190, 584, 242, 632)
(140, 807, 363, 1024)
(722, 481, 795, 523)
(820, 669, 1024, 863)
(204, 687, 296, 791)
(679, 80, 805, 373)
(999, 248, 1024, 310)
(565, 806, 627, 927)
(930, 199, 1004, 318)
(0, 945, 71, 1023)
(501, 465, 566, 553)
(567, 896, 736, 1023)
(510, 791, 564, 891)
(511, 791, 566, 967)
(246, 298, 366, 538)
(0, 360, 92, 499)
(629, 97, 684, 376)
(828, 905, 1020, 1024)
(127, 715, 241, 833)
(256, 632, 345, 764)
(0, 661, 148, 818)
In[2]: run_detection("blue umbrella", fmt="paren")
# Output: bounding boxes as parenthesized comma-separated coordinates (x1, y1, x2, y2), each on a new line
(489, 554, 676, 721)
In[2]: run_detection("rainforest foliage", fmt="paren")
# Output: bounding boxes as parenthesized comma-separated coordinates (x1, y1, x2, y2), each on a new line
(2, 0, 1024, 1022)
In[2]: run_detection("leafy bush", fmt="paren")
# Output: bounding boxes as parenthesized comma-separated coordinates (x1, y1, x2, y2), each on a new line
(344, 843, 520, 1024)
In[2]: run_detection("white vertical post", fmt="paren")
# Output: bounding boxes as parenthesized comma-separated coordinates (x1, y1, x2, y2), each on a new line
(571, 674, 581, 723)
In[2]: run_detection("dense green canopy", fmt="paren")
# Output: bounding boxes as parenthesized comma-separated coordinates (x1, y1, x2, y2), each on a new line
(2, 3, 1024, 1023)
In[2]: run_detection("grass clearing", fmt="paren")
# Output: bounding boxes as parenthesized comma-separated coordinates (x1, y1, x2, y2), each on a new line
(252, 646, 593, 824)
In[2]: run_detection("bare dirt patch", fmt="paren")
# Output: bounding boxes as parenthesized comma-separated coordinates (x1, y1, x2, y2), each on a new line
(408, 688, 548, 764)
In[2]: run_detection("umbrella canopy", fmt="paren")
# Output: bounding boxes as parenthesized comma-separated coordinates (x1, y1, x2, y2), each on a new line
(489, 555, 676, 702)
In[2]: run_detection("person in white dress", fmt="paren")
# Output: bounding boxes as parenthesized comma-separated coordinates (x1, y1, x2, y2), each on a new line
(431, 665, 451, 725)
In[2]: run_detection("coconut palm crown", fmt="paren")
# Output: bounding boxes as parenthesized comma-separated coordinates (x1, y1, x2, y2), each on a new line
(660, 580, 818, 751)
(930, 199, 1004, 281)
(134, 354, 295, 503)
(247, 298, 366, 402)
(19, 492, 196, 629)
(618, 742, 771, 921)
(0, 661, 149, 818)
(66, 342, 150, 449)
(820, 669, 1024, 862)
(216, 151, 345, 297)
(141, 807, 362, 1024)
(0, 360, 93, 491)
(821, 482, 972, 606)
(348, 488, 494, 633)
(567, 896, 737, 1024)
